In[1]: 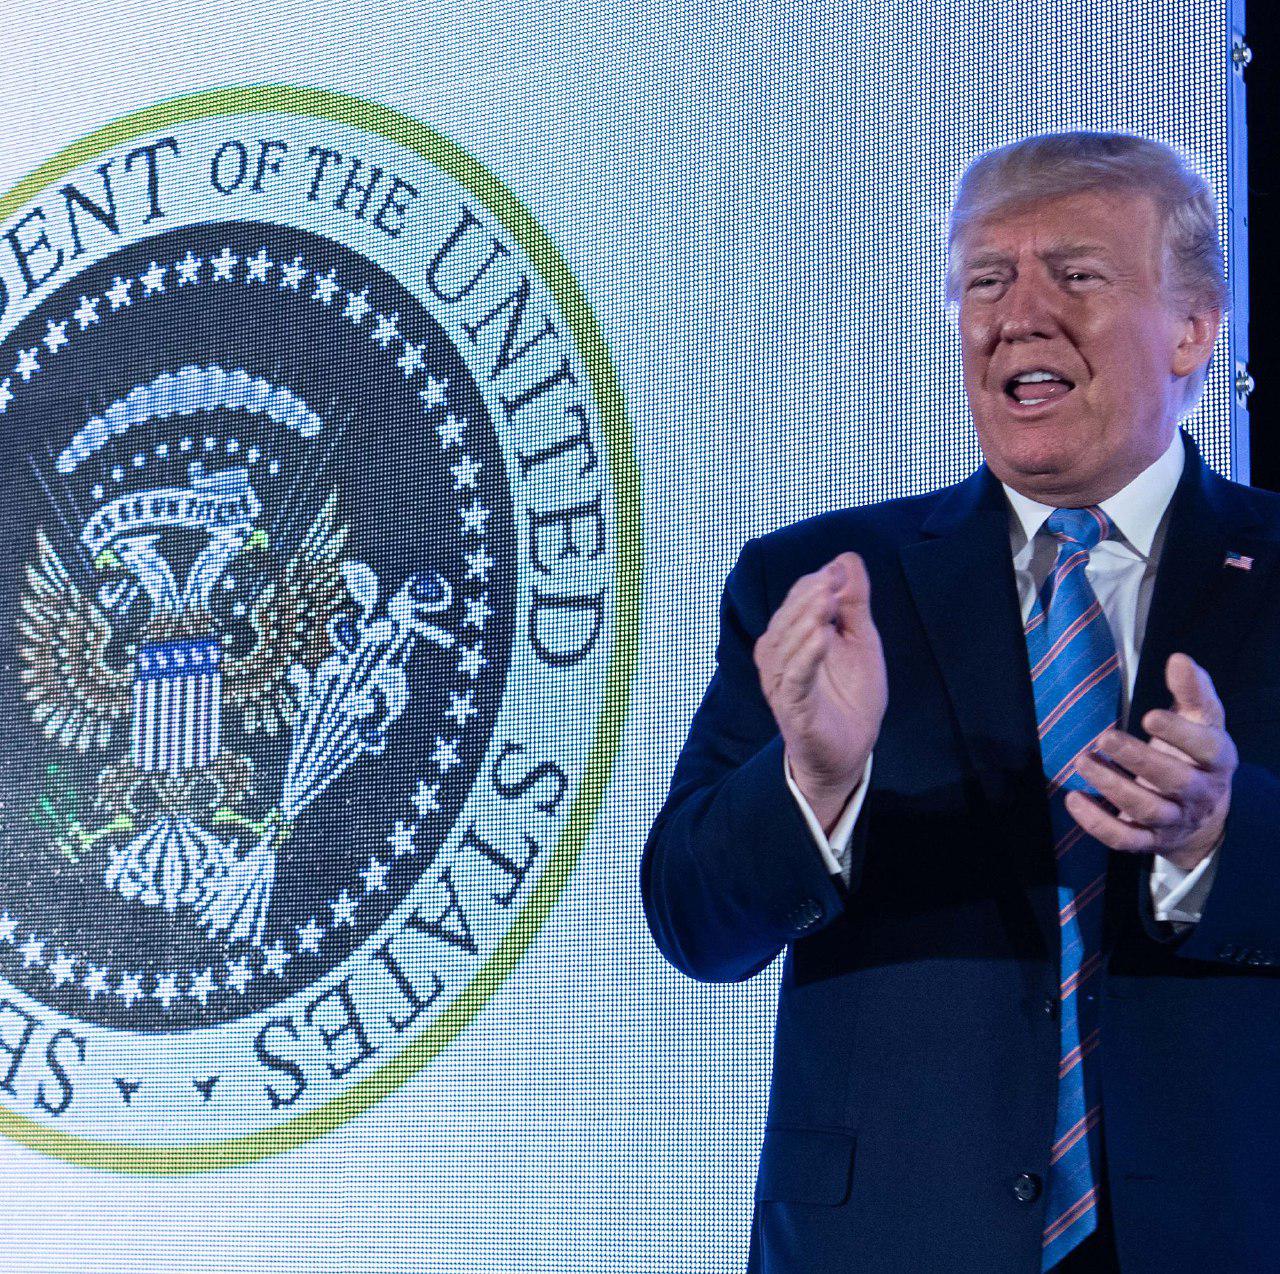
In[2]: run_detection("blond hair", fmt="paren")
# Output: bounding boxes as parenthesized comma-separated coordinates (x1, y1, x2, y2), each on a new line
(946, 132, 1228, 311)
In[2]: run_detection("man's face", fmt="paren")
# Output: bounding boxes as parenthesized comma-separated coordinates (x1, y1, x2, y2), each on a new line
(955, 187, 1218, 505)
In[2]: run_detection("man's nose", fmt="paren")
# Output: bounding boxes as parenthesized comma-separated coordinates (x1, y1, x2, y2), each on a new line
(995, 272, 1060, 342)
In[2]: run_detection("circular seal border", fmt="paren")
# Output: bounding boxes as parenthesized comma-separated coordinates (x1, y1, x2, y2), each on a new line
(0, 84, 642, 1173)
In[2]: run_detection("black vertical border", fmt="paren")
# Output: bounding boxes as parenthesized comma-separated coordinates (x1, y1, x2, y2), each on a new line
(1245, 3, 1280, 489)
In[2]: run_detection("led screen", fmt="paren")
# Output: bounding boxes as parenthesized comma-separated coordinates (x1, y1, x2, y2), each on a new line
(0, 1, 1244, 1270)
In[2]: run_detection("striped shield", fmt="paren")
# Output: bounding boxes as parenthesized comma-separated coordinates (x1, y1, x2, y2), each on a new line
(132, 638, 223, 774)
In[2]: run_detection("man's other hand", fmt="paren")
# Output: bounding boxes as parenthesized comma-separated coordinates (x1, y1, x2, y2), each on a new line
(753, 551, 888, 834)
(1067, 652, 1237, 870)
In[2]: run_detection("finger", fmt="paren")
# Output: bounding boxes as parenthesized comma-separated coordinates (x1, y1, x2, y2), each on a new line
(757, 612, 828, 703)
(769, 568, 838, 635)
(756, 571, 840, 669)
(1095, 729, 1216, 813)
(1142, 709, 1237, 772)
(829, 552, 871, 631)
(775, 568, 854, 648)
(769, 604, 840, 679)
(775, 622, 837, 701)
(780, 555, 863, 627)
(769, 555, 872, 653)
(1165, 653, 1225, 727)
(1064, 789, 1157, 853)
(1075, 751, 1184, 830)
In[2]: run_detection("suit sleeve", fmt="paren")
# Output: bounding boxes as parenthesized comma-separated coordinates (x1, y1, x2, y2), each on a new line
(640, 537, 867, 983)
(1158, 761, 1280, 969)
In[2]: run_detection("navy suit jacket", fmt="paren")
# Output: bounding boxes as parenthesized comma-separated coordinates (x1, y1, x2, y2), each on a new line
(642, 432, 1280, 1273)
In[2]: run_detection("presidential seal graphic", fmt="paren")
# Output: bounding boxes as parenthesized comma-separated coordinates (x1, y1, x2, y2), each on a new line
(0, 88, 637, 1169)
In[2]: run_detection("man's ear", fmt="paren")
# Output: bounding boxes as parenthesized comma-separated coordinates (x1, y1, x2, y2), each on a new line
(1171, 304, 1223, 378)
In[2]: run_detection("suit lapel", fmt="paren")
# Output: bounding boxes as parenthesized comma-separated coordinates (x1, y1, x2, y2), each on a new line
(900, 465, 1060, 956)
(1129, 433, 1276, 728)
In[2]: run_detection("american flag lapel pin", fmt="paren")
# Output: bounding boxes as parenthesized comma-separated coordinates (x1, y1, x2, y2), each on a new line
(1224, 550, 1254, 571)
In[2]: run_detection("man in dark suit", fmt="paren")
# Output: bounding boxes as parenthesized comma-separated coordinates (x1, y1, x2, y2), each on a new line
(642, 133, 1280, 1273)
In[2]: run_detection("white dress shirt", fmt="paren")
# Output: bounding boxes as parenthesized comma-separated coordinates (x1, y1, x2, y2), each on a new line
(786, 430, 1218, 925)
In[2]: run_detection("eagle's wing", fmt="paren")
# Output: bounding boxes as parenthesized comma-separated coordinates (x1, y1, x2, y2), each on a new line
(18, 529, 133, 751)
(222, 491, 351, 736)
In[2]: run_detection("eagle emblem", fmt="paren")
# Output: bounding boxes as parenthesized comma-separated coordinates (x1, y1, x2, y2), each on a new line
(19, 438, 453, 949)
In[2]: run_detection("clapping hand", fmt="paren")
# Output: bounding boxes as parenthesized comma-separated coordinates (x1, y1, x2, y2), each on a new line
(1067, 653, 1237, 870)
(753, 552, 888, 834)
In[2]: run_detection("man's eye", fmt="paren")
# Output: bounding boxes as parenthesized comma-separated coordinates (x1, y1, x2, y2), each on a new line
(967, 276, 999, 290)
(1065, 270, 1097, 283)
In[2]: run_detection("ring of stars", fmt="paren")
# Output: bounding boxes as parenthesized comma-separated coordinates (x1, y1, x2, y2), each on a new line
(0, 232, 507, 1017)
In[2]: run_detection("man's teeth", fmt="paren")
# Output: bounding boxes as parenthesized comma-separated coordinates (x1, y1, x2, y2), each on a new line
(1005, 369, 1073, 405)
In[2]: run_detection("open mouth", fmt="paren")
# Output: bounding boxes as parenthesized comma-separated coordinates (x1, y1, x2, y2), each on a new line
(1003, 370, 1076, 408)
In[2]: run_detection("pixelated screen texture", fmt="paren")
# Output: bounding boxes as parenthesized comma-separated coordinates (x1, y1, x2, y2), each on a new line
(0, 0, 1239, 1271)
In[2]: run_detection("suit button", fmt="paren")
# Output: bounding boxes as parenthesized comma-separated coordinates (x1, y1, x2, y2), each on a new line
(1012, 1173, 1041, 1203)
(1042, 995, 1058, 1018)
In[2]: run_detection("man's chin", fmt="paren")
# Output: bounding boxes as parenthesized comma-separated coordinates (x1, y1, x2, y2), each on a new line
(982, 426, 1077, 471)
(981, 434, 1100, 502)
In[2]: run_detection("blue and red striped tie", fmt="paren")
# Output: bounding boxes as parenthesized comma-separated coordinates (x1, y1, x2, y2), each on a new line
(1023, 505, 1119, 1269)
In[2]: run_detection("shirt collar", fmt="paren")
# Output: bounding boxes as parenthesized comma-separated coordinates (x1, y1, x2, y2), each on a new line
(1002, 430, 1185, 558)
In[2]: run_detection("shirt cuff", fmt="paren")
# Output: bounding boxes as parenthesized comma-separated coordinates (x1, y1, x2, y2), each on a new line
(783, 752, 874, 879)
(1151, 847, 1219, 925)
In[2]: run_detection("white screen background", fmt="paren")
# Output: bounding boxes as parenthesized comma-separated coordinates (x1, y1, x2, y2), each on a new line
(0, 0, 1242, 1269)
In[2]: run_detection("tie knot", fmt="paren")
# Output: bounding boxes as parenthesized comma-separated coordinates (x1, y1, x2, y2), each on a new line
(1044, 506, 1113, 551)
